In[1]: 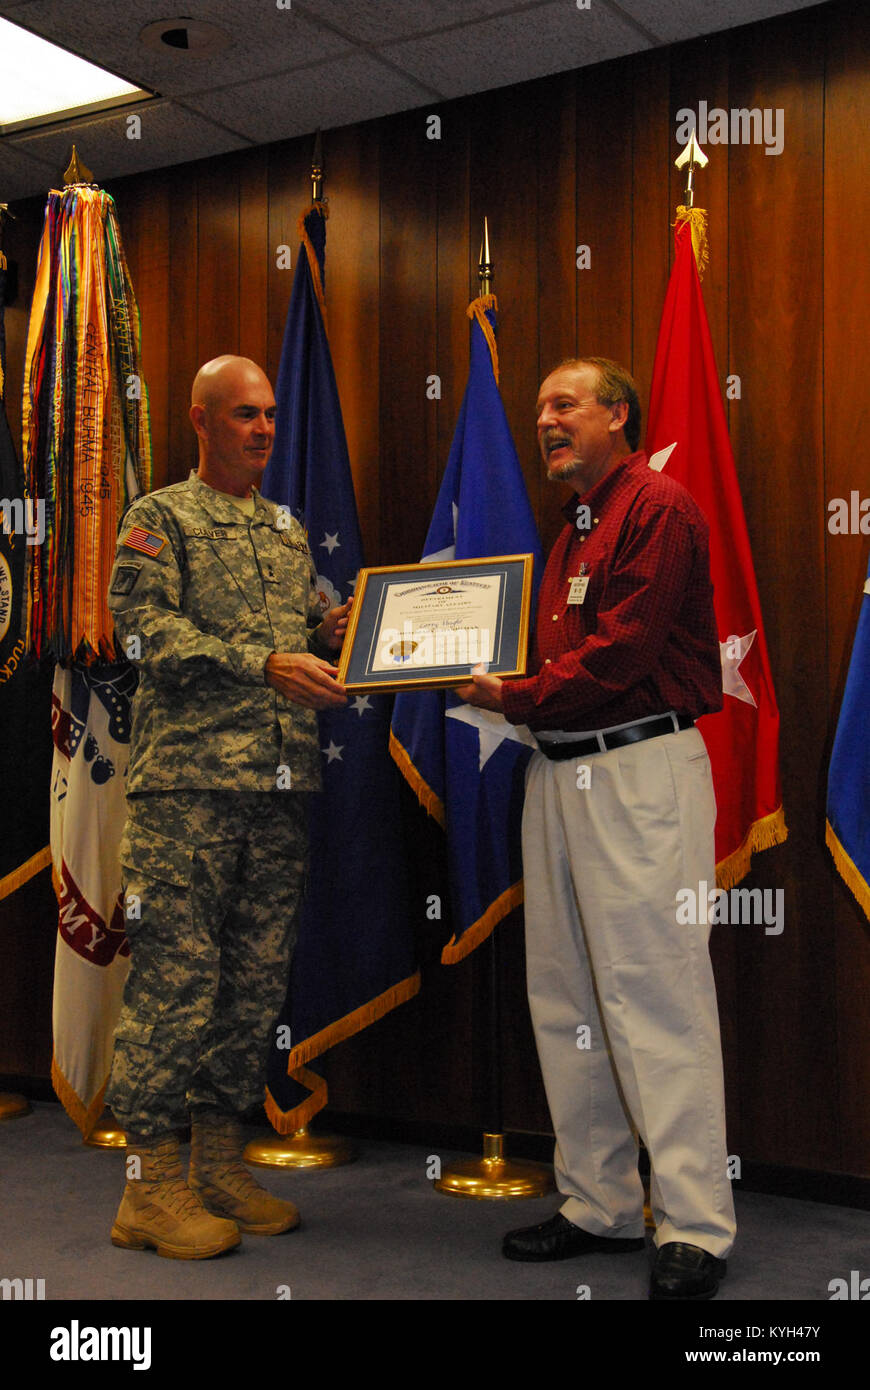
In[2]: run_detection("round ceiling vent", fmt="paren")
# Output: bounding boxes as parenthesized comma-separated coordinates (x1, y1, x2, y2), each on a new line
(139, 18, 232, 56)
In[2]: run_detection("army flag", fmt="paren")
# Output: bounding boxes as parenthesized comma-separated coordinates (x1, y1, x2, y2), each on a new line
(646, 212, 786, 886)
(49, 664, 136, 1133)
(0, 258, 53, 901)
(826, 555, 870, 918)
(19, 185, 150, 1132)
(390, 296, 542, 962)
(262, 202, 418, 1132)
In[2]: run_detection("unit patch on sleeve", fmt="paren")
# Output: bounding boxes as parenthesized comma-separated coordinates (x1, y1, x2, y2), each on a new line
(122, 525, 167, 558)
(110, 564, 143, 596)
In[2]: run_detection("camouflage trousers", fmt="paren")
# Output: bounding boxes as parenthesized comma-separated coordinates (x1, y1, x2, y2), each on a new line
(106, 790, 308, 1135)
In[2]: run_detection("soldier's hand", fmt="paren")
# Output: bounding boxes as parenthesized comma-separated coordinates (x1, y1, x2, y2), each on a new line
(319, 597, 353, 652)
(265, 652, 347, 709)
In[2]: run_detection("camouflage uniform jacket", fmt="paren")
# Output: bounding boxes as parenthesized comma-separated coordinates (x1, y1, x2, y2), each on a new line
(108, 470, 331, 794)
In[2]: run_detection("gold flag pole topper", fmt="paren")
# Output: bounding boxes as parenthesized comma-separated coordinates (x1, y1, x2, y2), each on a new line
(674, 130, 710, 277)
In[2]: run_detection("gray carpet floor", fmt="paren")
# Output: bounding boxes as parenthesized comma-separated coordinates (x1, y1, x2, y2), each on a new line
(2, 1102, 868, 1302)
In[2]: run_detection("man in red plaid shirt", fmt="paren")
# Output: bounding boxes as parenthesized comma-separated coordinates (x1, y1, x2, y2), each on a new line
(459, 357, 735, 1300)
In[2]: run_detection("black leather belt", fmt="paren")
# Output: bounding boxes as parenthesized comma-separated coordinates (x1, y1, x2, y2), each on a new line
(537, 712, 695, 761)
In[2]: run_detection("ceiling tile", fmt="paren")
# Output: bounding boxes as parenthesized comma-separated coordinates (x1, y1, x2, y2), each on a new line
(293, 0, 550, 45)
(0, 1, 355, 98)
(385, 0, 647, 99)
(0, 138, 56, 203)
(6, 100, 249, 198)
(183, 52, 434, 144)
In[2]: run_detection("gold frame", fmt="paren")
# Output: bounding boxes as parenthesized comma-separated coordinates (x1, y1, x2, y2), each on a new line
(337, 554, 534, 694)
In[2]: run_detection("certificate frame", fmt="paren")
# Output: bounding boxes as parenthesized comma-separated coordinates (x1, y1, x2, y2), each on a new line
(337, 554, 534, 693)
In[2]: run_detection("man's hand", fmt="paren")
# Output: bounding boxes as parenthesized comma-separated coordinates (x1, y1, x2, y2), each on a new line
(455, 665, 505, 713)
(265, 652, 347, 709)
(318, 597, 353, 652)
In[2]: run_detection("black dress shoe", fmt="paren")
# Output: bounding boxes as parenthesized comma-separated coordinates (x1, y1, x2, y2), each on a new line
(503, 1212, 646, 1262)
(649, 1242, 727, 1300)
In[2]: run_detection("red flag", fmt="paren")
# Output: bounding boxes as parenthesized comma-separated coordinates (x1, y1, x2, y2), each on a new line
(646, 214, 786, 887)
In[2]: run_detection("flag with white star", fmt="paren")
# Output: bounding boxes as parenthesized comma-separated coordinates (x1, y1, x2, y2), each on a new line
(390, 296, 542, 961)
(826, 558, 870, 918)
(261, 201, 418, 1132)
(646, 212, 786, 886)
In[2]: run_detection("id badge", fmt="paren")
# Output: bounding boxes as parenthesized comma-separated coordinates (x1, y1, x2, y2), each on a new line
(567, 574, 589, 605)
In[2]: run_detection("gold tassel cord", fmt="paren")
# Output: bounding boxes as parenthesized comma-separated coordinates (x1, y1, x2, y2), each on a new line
(467, 294, 499, 384)
(674, 205, 709, 281)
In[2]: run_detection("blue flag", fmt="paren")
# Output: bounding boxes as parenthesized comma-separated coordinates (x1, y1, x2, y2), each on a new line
(390, 297, 541, 962)
(826, 553, 870, 919)
(262, 204, 418, 1130)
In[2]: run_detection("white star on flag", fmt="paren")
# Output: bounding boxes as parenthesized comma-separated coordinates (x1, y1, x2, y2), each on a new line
(350, 695, 371, 717)
(322, 740, 344, 762)
(445, 704, 538, 771)
(720, 630, 757, 707)
(649, 441, 678, 472)
(320, 532, 340, 554)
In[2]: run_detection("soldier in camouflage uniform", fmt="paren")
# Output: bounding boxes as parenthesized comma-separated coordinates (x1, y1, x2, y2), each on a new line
(105, 355, 350, 1259)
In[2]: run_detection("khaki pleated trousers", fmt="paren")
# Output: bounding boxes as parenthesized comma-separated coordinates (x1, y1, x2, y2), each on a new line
(522, 726, 736, 1258)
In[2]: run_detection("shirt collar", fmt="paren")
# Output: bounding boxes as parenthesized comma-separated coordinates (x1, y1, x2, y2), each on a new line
(187, 469, 270, 523)
(560, 450, 648, 524)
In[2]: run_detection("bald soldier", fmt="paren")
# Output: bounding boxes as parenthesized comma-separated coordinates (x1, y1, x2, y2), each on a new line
(105, 356, 350, 1259)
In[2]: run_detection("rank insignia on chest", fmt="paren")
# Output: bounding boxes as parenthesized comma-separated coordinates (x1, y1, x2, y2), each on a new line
(279, 532, 308, 553)
(122, 525, 167, 558)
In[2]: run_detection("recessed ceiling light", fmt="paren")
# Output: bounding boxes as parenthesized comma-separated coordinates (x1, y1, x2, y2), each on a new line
(0, 17, 151, 135)
(139, 18, 232, 57)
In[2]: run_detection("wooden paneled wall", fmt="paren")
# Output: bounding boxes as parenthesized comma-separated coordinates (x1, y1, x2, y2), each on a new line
(2, 0, 868, 1177)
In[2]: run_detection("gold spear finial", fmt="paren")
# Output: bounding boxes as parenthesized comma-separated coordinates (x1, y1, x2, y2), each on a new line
(311, 130, 323, 203)
(63, 145, 95, 186)
(478, 216, 493, 296)
(674, 130, 708, 209)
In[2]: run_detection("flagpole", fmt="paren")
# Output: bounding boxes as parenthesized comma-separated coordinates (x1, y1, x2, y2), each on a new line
(244, 133, 357, 1172)
(46, 147, 127, 1152)
(433, 222, 552, 1200)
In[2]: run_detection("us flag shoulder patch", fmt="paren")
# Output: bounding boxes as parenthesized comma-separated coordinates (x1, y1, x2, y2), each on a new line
(122, 525, 167, 558)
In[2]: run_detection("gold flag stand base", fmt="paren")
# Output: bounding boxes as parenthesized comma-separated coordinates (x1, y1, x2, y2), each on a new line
(434, 1132, 554, 1200)
(0, 1092, 30, 1120)
(244, 1125, 357, 1170)
(84, 1111, 126, 1148)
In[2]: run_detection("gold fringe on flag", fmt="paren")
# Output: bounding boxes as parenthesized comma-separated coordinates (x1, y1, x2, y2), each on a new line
(674, 205, 709, 281)
(50, 1056, 107, 1139)
(715, 805, 788, 890)
(440, 881, 524, 964)
(265, 970, 421, 1133)
(826, 821, 870, 920)
(388, 728, 445, 827)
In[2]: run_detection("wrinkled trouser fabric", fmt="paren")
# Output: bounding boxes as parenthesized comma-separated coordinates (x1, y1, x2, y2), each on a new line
(107, 791, 307, 1134)
(522, 727, 736, 1259)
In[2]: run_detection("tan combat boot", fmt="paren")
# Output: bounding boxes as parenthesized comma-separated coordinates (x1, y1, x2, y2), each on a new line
(189, 1111, 300, 1235)
(111, 1132, 241, 1259)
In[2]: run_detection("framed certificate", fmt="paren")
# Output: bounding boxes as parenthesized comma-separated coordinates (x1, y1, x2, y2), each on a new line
(337, 555, 534, 693)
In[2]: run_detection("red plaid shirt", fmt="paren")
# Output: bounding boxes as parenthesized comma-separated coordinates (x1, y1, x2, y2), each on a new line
(502, 451, 723, 732)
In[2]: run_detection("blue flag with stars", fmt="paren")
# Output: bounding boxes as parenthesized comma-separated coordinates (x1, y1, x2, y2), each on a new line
(390, 296, 542, 962)
(262, 204, 418, 1130)
(826, 552, 870, 920)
